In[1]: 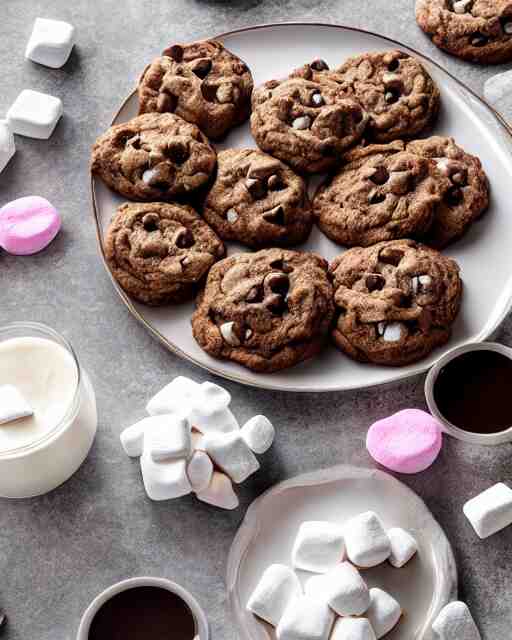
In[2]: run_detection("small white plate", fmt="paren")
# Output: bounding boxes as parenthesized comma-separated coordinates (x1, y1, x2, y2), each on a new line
(226, 465, 457, 640)
(92, 22, 512, 392)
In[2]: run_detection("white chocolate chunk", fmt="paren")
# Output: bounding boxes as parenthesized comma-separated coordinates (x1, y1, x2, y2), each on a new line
(463, 482, 512, 538)
(241, 415, 275, 454)
(292, 521, 345, 573)
(7, 90, 63, 139)
(0, 385, 33, 425)
(330, 618, 376, 640)
(276, 595, 335, 640)
(226, 207, 239, 223)
(432, 601, 481, 640)
(344, 511, 391, 568)
(0, 120, 15, 174)
(304, 561, 370, 616)
(247, 564, 302, 626)
(196, 471, 239, 509)
(419, 274, 432, 287)
(25, 18, 75, 68)
(382, 72, 399, 83)
(366, 588, 402, 639)
(202, 430, 259, 483)
(186, 450, 213, 493)
(142, 168, 159, 184)
(220, 321, 240, 346)
(140, 453, 192, 501)
(145, 415, 191, 461)
(292, 115, 311, 130)
(382, 322, 405, 343)
(387, 527, 418, 567)
(453, 0, 472, 13)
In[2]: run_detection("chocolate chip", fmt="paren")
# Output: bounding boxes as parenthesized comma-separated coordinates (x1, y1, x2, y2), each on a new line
(471, 34, 488, 47)
(445, 186, 463, 206)
(246, 286, 264, 303)
(502, 19, 512, 35)
(384, 88, 400, 104)
(142, 213, 159, 231)
(370, 166, 389, 185)
(163, 44, 183, 61)
(246, 177, 267, 199)
(267, 294, 287, 315)
(175, 228, 194, 248)
(191, 58, 212, 78)
(265, 272, 290, 296)
(268, 174, 284, 191)
(387, 58, 400, 72)
(262, 205, 286, 226)
(157, 92, 177, 113)
(166, 140, 189, 164)
(366, 273, 385, 292)
(269, 258, 293, 273)
(369, 190, 386, 205)
(311, 58, 329, 71)
(379, 247, 404, 266)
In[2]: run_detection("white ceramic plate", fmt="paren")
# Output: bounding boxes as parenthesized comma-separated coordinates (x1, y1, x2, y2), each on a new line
(226, 465, 457, 640)
(92, 22, 512, 392)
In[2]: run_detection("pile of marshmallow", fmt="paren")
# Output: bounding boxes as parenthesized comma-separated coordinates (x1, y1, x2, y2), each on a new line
(120, 376, 275, 510)
(247, 511, 416, 640)
(247, 511, 483, 639)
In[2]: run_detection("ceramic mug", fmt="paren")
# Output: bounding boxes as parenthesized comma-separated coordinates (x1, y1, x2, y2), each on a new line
(76, 576, 208, 640)
(425, 341, 512, 445)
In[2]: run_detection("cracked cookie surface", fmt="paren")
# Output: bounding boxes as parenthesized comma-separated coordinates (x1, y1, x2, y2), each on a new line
(203, 149, 313, 248)
(104, 202, 225, 305)
(91, 113, 217, 201)
(138, 39, 253, 140)
(406, 136, 490, 247)
(297, 50, 440, 142)
(314, 140, 450, 247)
(416, 0, 512, 63)
(330, 239, 462, 366)
(250, 77, 368, 174)
(191, 248, 334, 372)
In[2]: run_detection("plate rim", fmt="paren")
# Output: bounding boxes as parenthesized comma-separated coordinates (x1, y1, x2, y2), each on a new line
(225, 464, 458, 640)
(90, 20, 512, 393)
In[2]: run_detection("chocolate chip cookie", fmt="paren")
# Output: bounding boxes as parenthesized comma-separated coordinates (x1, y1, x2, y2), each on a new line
(191, 249, 334, 372)
(104, 202, 225, 305)
(298, 50, 440, 143)
(314, 141, 450, 247)
(91, 113, 216, 201)
(138, 39, 253, 140)
(406, 136, 490, 247)
(250, 77, 368, 174)
(330, 240, 463, 366)
(416, 0, 512, 64)
(203, 149, 313, 248)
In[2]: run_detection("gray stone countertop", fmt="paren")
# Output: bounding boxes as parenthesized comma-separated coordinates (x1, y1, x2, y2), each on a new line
(1, 1, 511, 638)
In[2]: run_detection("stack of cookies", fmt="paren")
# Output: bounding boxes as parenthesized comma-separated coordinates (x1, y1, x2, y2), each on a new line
(91, 40, 490, 373)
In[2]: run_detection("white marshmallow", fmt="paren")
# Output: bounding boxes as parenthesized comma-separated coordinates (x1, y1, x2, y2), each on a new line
(247, 564, 302, 626)
(432, 601, 481, 640)
(304, 562, 370, 616)
(146, 376, 201, 416)
(387, 527, 418, 568)
(186, 450, 213, 493)
(366, 588, 402, 639)
(292, 521, 345, 573)
(202, 430, 259, 483)
(276, 595, 334, 640)
(140, 453, 191, 501)
(7, 90, 63, 139)
(330, 618, 376, 640)
(0, 385, 33, 425)
(144, 415, 191, 462)
(463, 482, 512, 538)
(0, 120, 15, 175)
(344, 511, 391, 568)
(484, 70, 512, 106)
(25, 18, 75, 68)
(241, 415, 275, 454)
(196, 471, 239, 510)
(120, 415, 190, 458)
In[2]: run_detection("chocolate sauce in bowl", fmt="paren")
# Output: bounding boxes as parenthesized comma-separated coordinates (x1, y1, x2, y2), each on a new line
(433, 349, 512, 434)
(88, 587, 196, 640)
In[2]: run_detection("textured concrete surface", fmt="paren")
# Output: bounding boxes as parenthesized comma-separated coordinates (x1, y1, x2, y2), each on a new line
(1, 1, 511, 638)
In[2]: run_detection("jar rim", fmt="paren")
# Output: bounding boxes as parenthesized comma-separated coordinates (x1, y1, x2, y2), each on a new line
(0, 322, 82, 457)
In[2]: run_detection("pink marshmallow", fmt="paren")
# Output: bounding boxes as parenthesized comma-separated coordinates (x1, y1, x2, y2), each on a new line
(366, 409, 442, 474)
(0, 196, 61, 255)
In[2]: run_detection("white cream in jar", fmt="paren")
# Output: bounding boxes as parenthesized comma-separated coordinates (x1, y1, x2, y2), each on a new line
(0, 323, 97, 498)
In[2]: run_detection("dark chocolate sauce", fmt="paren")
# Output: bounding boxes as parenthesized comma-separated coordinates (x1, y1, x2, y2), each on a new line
(433, 349, 512, 434)
(88, 587, 196, 640)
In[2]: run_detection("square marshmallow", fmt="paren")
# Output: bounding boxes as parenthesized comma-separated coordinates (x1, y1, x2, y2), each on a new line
(344, 511, 391, 568)
(304, 561, 370, 616)
(0, 385, 33, 425)
(331, 618, 376, 640)
(276, 595, 335, 640)
(144, 415, 191, 462)
(120, 415, 190, 458)
(0, 120, 15, 175)
(202, 430, 259, 484)
(241, 415, 275, 454)
(292, 521, 345, 573)
(463, 482, 512, 539)
(7, 90, 63, 139)
(366, 588, 401, 639)
(196, 471, 239, 510)
(140, 453, 191, 501)
(432, 601, 481, 640)
(247, 564, 302, 626)
(387, 527, 418, 568)
(25, 18, 75, 68)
